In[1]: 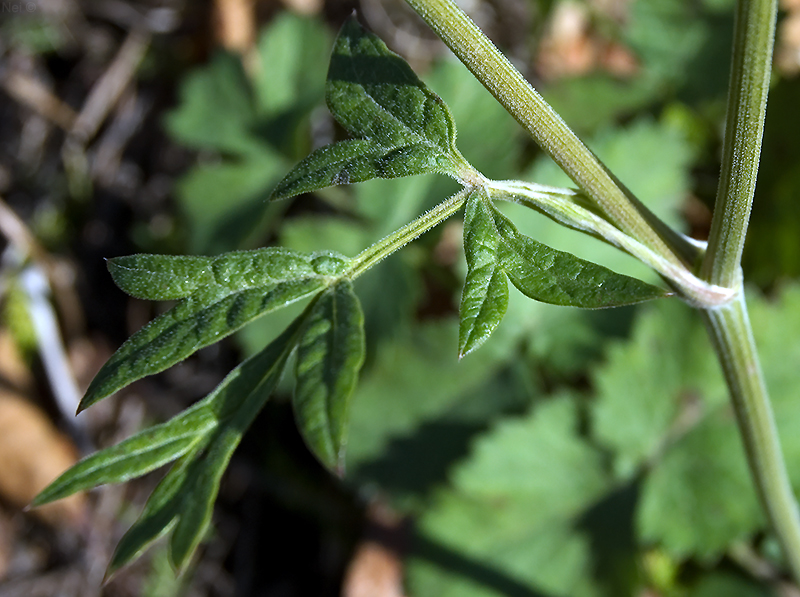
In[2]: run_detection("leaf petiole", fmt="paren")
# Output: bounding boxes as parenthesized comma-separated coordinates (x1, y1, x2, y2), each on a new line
(346, 187, 471, 280)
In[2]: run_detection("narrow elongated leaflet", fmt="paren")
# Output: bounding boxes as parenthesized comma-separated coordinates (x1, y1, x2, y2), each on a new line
(108, 254, 214, 300)
(31, 404, 216, 505)
(272, 139, 454, 200)
(456, 193, 666, 356)
(102, 315, 306, 575)
(488, 203, 667, 308)
(271, 18, 471, 200)
(459, 189, 509, 357)
(294, 280, 365, 474)
(80, 248, 349, 411)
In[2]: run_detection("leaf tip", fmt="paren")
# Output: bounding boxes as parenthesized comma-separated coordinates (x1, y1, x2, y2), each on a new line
(102, 565, 119, 585)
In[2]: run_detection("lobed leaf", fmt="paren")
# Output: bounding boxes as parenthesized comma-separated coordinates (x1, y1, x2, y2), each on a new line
(107, 315, 305, 575)
(81, 248, 349, 411)
(459, 190, 509, 358)
(271, 18, 467, 200)
(638, 413, 762, 561)
(408, 396, 610, 597)
(294, 280, 365, 474)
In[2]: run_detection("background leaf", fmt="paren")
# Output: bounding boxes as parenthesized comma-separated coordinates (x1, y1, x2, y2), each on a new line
(166, 13, 331, 253)
(408, 396, 610, 597)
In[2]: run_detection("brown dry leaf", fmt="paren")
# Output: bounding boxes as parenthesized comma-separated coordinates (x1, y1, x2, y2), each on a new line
(0, 330, 33, 393)
(0, 390, 86, 528)
(776, 11, 800, 75)
(343, 501, 407, 597)
(342, 542, 406, 597)
(537, 1, 596, 79)
(537, 0, 638, 80)
(280, 0, 323, 16)
(0, 510, 12, 580)
(213, 0, 256, 55)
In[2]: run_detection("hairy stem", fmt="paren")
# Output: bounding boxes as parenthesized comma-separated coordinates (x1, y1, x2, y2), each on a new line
(702, 295, 800, 580)
(701, 0, 778, 288)
(698, 0, 800, 579)
(347, 188, 469, 279)
(403, 0, 697, 268)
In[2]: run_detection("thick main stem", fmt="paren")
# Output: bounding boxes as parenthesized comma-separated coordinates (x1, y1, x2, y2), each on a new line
(701, 0, 777, 288)
(702, 296, 800, 580)
(403, 0, 695, 268)
(697, 0, 800, 581)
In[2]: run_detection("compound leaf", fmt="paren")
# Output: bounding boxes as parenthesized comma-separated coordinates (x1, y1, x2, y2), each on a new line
(459, 190, 509, 358)
(107, 315, 304, 575)
(82, 248, 349, 411)
(272, 18, 466, 200)
(294, 280, 365, 474)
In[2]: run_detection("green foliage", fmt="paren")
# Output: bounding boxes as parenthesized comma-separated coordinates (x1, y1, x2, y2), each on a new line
(459, 189, 665, 356)
(487, 199, 667, 307)
(38, 316, 304, 573)
(166, 13, 330, 253)
(459, 189, 510, 356)
(80, 248, 345, 411)
(32, 6, 800, 594)
(408, 284, 800, 595)
(409, 396, 609, 597)
(271, 18, 467, 200)
(294, 281, 365, 474)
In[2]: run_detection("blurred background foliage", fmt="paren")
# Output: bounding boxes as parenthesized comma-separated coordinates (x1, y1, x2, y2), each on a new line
(1, 0, 800, 595)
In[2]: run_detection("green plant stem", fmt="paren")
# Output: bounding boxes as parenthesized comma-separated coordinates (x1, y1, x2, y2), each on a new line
(701, 0, 778, 289)
(698, 0, 800, 580)
(347, 188, 469, 280)
(702, 294, 800, 581)
(403, 0, 697, 268)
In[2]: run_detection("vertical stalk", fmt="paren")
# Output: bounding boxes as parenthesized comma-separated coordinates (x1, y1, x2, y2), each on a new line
(702, 297, 800, 580)
(701, 0, 778, 287)
(698, 0, 800, 581)
(403, 0, 693, 267)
